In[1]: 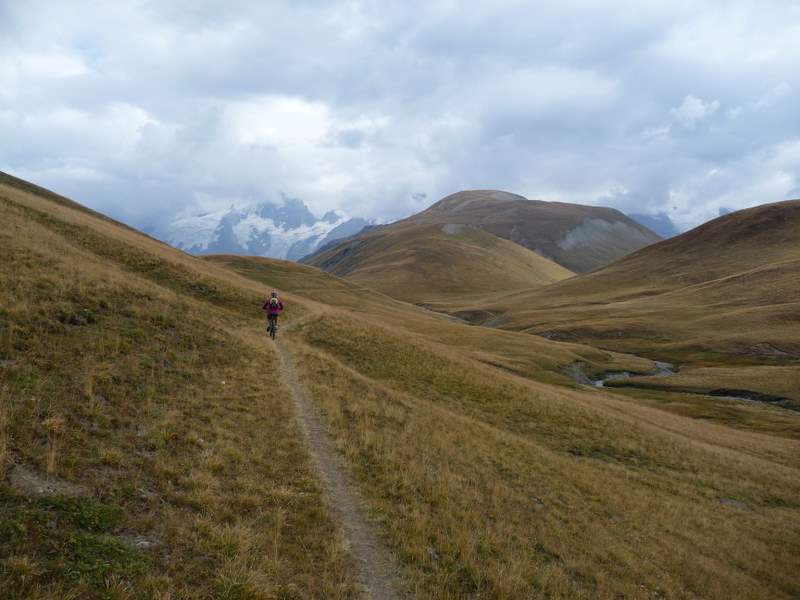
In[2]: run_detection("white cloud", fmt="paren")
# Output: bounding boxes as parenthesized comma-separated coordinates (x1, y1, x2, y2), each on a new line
(0, 0, 798, 231)
(0, 50, 90, 101)
(17, 52, 89, 78)
(641, 125, 671, 141)
(753, 81, 791, 109)
(663, 137, 800, 228)
(18, 103, 162, 157)
(669, 95, 720, 129)
(223, 96, 332, 147)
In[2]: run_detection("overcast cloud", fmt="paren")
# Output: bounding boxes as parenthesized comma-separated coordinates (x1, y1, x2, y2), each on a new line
(1, 0, 799, 231)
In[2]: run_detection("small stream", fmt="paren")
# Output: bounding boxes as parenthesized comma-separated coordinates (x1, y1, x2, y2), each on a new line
(571, 360, 797, 411)
(592, 360, 676, 387)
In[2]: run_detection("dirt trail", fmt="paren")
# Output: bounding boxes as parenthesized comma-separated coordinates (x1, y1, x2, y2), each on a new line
(272, 335, 407, 600)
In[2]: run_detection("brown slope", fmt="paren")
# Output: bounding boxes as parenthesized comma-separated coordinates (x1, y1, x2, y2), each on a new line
(304, 189, 660, 303)
(306, 220, 573, 304)
(406, 190, 662, 272)
(305, 190, 660, 280)
(0, 174, 367, 596)
(6, 176, 800, 600)
(214, 254, 800, 600)
(437, 200, 800, 397)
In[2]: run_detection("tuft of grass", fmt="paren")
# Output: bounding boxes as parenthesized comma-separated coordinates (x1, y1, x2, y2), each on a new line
(64, 532, 149, 587)
(0, 489, 148, 596)
(0, 394, 8, 480)
(43, 416, 65, 476)
(44, 496, 124, 532)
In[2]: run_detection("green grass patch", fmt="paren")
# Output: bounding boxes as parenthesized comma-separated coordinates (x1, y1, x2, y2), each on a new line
(566, 442, 656, 469)
(0, 487, 148, 597)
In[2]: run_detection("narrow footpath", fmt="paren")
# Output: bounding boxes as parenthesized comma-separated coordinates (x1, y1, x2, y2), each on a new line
(272, 336, 406, 600)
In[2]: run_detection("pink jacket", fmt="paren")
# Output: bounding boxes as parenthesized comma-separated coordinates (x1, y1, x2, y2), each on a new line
(263, 298, 284, 316)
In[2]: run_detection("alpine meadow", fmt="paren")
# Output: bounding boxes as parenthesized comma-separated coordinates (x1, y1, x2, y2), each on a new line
(3, 2, 800, 599)
(2, 170, 799, 598)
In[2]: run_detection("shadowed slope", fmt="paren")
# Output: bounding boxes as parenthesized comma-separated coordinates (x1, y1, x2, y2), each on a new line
(306, 190, 661, 280)
(415, 190, 661, 273)
(305, 220, 574, 303)
(435, 200, 800, 399)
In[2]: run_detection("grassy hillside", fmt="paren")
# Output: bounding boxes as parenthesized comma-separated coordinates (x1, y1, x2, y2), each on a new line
(217, 255, 800, 600)
(307, 190, 661, 277)
(304, 221, 573, 304)
(0, 173, 360, 598)
(206, 255, 648, 384)
(432, 200, 800, 401)
(3, 173, 800, 599)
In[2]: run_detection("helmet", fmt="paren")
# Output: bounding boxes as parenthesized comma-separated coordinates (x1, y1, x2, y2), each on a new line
(270, 290, 278, 298)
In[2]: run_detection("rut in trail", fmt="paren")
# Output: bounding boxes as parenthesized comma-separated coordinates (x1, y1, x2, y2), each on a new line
(272, 339, 407, 600)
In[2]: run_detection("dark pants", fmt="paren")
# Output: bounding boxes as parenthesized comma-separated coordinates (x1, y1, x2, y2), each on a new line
(268, 314, 278, 329)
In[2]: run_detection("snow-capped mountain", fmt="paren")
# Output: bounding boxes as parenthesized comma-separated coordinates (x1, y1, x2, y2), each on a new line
(154, 197, 371, 261)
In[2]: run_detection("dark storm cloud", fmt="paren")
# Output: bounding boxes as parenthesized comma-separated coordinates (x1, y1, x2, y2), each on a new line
(1, 0, 799, 231)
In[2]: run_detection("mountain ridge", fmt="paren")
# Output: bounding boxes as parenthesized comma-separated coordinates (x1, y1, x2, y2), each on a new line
(304, 189, 662, 276)
(155, 197, 371, 261)
(303, 221, 574, 303)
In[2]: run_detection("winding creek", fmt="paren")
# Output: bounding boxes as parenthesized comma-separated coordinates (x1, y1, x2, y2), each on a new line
(592, 360, 676, 387)
(421, 304, 797, 412)
(572, 360, 797, 412)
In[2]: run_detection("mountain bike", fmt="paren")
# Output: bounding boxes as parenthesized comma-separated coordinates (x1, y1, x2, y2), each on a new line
(267, 315, 278, 340)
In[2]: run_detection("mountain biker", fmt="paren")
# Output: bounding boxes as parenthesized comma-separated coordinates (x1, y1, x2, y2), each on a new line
(263, 290, 284, 334)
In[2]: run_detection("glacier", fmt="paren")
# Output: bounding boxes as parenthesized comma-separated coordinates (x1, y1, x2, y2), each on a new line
(153, 197, 370, 261)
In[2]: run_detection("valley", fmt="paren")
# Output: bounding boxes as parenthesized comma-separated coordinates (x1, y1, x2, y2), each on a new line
(1, 172, 799, 599)
(425, 200, 800, 408)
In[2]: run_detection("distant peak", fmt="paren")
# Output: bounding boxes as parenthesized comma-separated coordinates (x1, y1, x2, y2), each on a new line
(322, 209, 343, 224)
(429, 190, 529, 213)
(252, 197, 317, 228)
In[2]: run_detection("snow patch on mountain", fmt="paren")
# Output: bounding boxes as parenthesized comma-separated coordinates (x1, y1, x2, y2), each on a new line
(154, 198, 370, 261)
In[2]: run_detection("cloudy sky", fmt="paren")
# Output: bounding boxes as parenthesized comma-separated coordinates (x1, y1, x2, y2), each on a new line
(2, 0, 799, 232)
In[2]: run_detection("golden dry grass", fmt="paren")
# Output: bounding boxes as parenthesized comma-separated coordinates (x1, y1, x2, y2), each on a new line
(4, 172, 800, 599)
(208, 255, 655, 383)
(306, 221, 573, 304)
(605, 387, 800, 440)
(0, 179, 359, 598)
(43, 417, 65, 476)
(430, 201, 800, 401)
(608, 365, 800, 406)
(0, 393, 8, 480)
(283, 314, 800, 599)
(221, 255, 800, 600)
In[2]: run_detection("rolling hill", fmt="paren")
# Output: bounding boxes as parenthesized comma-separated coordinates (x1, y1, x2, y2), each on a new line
(2, 172, 799, 599)
(0, 171, 364, 597)
(433, 200, 800, 401)
(306, 190, 662, 280)
(304, 219, 574, 304)
(216, 254, 800, 600)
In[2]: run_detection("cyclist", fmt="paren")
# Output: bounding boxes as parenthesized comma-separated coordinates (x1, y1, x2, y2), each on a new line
(263, 290, 284, 335)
